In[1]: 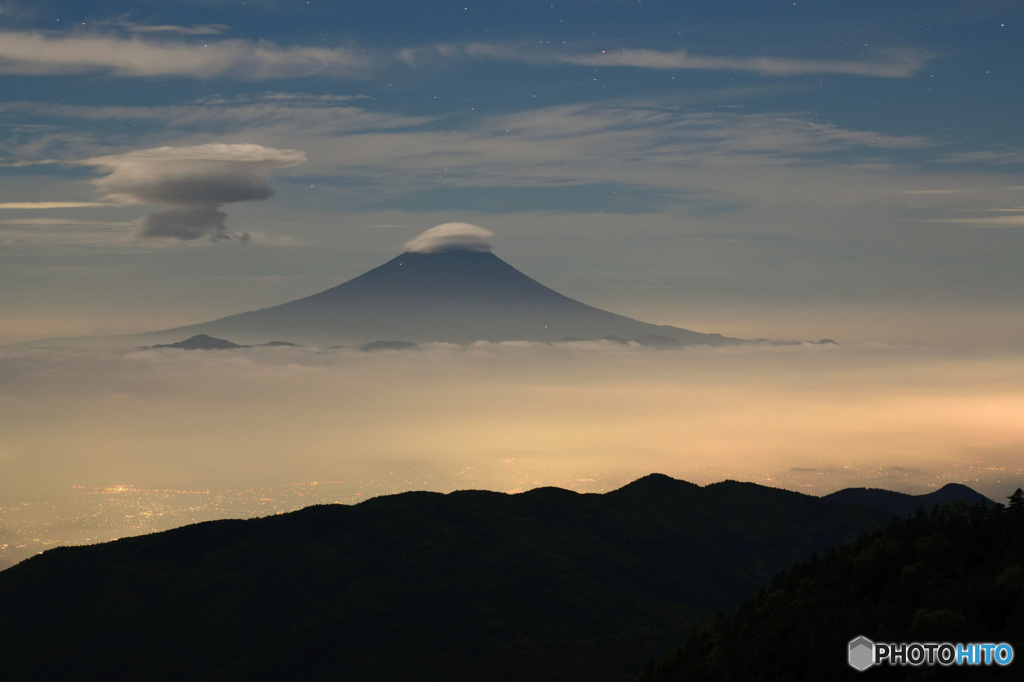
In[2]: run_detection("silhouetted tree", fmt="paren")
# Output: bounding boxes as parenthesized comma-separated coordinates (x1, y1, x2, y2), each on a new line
(1007, 488, 1024, 515)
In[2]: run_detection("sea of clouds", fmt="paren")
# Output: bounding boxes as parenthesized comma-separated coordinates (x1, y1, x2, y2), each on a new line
(2, 340, 1023, 568)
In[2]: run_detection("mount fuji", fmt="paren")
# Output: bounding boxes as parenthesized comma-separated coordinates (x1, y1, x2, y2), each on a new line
(34, 224, 744, 347)
(156, 249, 738, 346)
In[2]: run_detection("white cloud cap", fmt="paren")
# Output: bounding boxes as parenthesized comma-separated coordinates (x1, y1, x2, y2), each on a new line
(88, 143, 306, 206)
(404, 222, 494, 253)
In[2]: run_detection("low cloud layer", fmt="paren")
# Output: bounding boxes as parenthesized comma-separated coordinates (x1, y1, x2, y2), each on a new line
(85, 143, 306, 241)
(404, 222, 494, 253)
(2, 341, 1022, 570)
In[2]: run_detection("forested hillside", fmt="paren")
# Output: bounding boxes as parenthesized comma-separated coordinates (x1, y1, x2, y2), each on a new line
(643, 491, 1024, 681)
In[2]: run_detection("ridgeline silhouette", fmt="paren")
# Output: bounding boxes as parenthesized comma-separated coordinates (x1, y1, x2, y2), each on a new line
(0, 475, 995, 681)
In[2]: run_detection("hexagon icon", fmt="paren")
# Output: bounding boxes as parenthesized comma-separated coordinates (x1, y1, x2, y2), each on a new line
(848, 636, 875, 671)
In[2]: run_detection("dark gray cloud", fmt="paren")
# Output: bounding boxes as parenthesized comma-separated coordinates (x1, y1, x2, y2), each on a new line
(86, 143, 305, 242)
(140, 206, 247, 242)
(118, 175, 276, 206)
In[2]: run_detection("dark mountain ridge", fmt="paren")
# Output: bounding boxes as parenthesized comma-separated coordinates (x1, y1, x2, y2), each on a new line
(824, 482, 993, 517)
(150, 333, 245, 349)
(0, 474, 991, 681)
(146, 334, 299, 350)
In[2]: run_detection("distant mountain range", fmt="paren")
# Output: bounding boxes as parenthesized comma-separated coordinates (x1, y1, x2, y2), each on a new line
(0, 474, 992, 681)
(823, 482, 992, 517)
(30, 247, 746, 347)
(148, 334, 298, 350)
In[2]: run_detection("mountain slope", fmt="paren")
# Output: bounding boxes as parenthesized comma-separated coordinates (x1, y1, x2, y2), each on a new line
(159, 250, 739, 345)
(0, 475, 989, 681)
(39, 249, 741, 347)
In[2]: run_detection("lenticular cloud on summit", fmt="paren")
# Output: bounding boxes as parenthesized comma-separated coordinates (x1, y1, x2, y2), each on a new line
(403, 222, 494, 253)
(85, 143, 306, 242)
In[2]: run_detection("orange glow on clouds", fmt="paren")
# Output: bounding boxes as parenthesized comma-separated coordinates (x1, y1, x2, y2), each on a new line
(2, 341, 1023, 568)
(2, 342, 1022, 498)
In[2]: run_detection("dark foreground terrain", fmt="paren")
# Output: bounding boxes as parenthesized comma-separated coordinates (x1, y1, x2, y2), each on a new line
(644, 491, 1024, 681)
(0, 475, 996, 681)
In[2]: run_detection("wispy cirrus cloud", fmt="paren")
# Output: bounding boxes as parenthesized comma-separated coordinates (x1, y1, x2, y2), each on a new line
(0, 216, 140, 249)
(899, 184, 1024, 229)
(0, 30, 375, 79)
(2, 95, 936, 224)
(0, 95, 430, 139)
(556, 48, 927, 78)
(937, 148, 1024, 165)
(434, 42, 931, 78)
(290, 105, 931, 194)
(915, 213, 1024, 228)
(120, 23, 231, 36)
(0, 88, 942, 240)
(0, 201, 112, 209)
(0, 29, 930, 81)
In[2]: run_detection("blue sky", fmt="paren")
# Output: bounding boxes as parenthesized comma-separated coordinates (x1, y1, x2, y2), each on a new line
(1, 0, 1023, 344)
